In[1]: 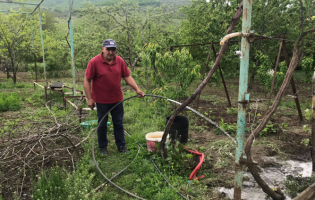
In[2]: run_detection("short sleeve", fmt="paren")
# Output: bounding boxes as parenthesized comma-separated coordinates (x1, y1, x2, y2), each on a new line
(121, 60, 131, 78)
(85, 59, 96, 79)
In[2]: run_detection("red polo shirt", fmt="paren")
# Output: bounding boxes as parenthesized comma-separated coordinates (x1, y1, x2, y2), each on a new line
(85, 53, 130, 104)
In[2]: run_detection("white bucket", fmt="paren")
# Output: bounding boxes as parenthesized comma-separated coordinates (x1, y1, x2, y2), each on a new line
(145, 131, 169, 152)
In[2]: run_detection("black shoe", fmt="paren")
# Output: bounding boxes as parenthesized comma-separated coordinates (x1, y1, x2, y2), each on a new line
(118, 146, 129, 153)
(100, 147, 108, 155)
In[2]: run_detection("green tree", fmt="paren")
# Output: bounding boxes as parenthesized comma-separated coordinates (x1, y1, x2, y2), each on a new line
(80, 1, 175, 72)
(0, 11, 34, 84)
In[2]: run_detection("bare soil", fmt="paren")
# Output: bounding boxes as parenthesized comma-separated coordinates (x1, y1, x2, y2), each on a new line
(0, 71, 313, 200)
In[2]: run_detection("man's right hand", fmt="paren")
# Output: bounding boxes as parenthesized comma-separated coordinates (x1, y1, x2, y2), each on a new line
(88, 98, 95, 110)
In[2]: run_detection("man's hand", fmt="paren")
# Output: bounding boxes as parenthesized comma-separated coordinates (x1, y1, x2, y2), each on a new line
(136, 89, 145, 98)
(88, 98, 96, 110)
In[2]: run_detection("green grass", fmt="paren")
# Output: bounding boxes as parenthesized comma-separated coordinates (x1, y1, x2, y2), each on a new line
(30, 90, 212, 200)
(0, 79, 33, 89)
(0, 92, 23, 112)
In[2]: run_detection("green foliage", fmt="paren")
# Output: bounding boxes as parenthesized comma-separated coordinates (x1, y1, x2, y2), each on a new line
(285, 175, 315, 198)
(0, 79, 31, 89)
(32, 166, 68, 200)
(226, 107, 238, 115)
(255, 51, 287, 91)
(300, 138, 310, 147)
(142, 47, 200, 99)
(215, 118, 237, 135)
(301, 57, 314, 84)
(0, 92, 22, 112)
(259, 123, 277, 137)
(304, 109, 312, 121)
(0, 11, 35, 84)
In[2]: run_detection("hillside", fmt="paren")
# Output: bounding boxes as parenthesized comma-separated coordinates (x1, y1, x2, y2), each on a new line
(0, 0, 190, 11)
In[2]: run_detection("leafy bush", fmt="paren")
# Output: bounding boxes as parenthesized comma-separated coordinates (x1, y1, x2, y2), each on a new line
(285, 175, 315, 198)
(301, 57, 314, 84)
(255, 51, 287, 91)
(0, 92, 22, 112)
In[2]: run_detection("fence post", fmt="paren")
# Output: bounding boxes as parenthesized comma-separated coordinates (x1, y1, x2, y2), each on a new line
(312, 72, 315, 172)
(234, 0, 252, 199)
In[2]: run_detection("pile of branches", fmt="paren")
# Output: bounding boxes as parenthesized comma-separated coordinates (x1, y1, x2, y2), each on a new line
(0, 103, 92, 199)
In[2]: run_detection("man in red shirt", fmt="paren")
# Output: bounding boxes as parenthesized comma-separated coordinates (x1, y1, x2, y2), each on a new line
(84, 39, 144, 155)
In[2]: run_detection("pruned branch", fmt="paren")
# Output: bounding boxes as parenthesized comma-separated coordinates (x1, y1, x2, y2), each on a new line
(245, 28, 315, 200)
(159, 1, 244, 159)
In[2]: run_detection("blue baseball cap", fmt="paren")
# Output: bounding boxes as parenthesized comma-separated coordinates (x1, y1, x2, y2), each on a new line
(103, 39, 117, 48)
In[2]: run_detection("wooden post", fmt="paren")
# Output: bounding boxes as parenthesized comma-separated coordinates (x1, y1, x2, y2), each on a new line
(211, 44, 232, 107)
(44, 85, 47, 101)
(265, 41, 283, 114)
(196, 45, 212, 110)
(79, 108, 82, 123)
(62, 90, 66, 111)
(34, 53, 37, 82)
(282, 41, 303, 121)
(312, 72, 315, 172)
(49, 86, 52, 109)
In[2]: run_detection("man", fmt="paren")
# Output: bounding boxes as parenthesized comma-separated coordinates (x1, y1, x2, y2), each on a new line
(84, 39, 144, 155)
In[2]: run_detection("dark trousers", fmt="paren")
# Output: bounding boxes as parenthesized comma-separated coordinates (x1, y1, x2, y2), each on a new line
(96, 102, 125, 149)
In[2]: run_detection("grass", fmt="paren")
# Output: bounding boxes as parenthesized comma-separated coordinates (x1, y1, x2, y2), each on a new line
(0, 92, 23, 112)
(28, 89, 220, 200)
(2, 68, 313, 200)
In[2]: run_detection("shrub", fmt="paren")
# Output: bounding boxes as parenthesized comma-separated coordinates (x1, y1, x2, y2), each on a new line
(0, 92, 21, 112)
(32, 166, 68, 200)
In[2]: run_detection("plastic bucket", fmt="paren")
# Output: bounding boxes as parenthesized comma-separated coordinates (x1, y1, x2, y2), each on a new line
(166, 116, 189, 143)
(145, 131, 169, 152)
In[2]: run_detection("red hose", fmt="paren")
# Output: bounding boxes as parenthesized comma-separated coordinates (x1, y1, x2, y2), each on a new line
(184, 146, 205, 180)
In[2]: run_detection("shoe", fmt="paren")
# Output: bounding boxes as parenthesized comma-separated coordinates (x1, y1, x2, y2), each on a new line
(100, 147, 108, 155)
(118, 146, 129, 153)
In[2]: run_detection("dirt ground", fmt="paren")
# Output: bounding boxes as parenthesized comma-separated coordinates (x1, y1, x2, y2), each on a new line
(0, 71, 313, 199)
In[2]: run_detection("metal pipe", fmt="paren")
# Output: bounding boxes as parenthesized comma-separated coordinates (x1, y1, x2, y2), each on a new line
(220, 32, 243, 45)
(31, 0, 44, 15)
(0, 10, 31, 14)
(234, 0, 252, 199)
(38, 6, 46, 84)
(68, 0, 76, 96)
(0, 1, 39, 5)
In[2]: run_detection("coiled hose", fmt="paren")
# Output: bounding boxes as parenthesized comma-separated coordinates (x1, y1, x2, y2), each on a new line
(92, 94, 237, 200)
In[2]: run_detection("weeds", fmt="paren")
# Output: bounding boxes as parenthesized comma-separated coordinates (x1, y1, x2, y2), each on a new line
(0, 92, 22, 112)
(285, 175, 315, 198)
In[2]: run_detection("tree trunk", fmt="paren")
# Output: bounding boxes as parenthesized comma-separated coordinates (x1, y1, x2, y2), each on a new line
(160, 1, 244, 158)
(245, 29, 315, 200)
(312, 71, 315, 172)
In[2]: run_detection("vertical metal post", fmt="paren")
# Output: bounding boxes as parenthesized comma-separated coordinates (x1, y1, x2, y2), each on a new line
(234, 0, 252, 199)
(38, 6, 46, 84)
(68, 0, 76, 96)
(30, 14, 38, 82)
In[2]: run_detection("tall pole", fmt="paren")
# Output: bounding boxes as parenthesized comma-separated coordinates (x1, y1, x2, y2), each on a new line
(38, 6, 46, 84)
(30, 15, 37, 82)
(68, 0, 76, 96)
(312, 72, 315, 172)
(234, 0, 252, 199)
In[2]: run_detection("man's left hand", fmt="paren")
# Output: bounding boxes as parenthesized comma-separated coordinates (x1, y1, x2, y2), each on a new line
(136, 89, 145, 98)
